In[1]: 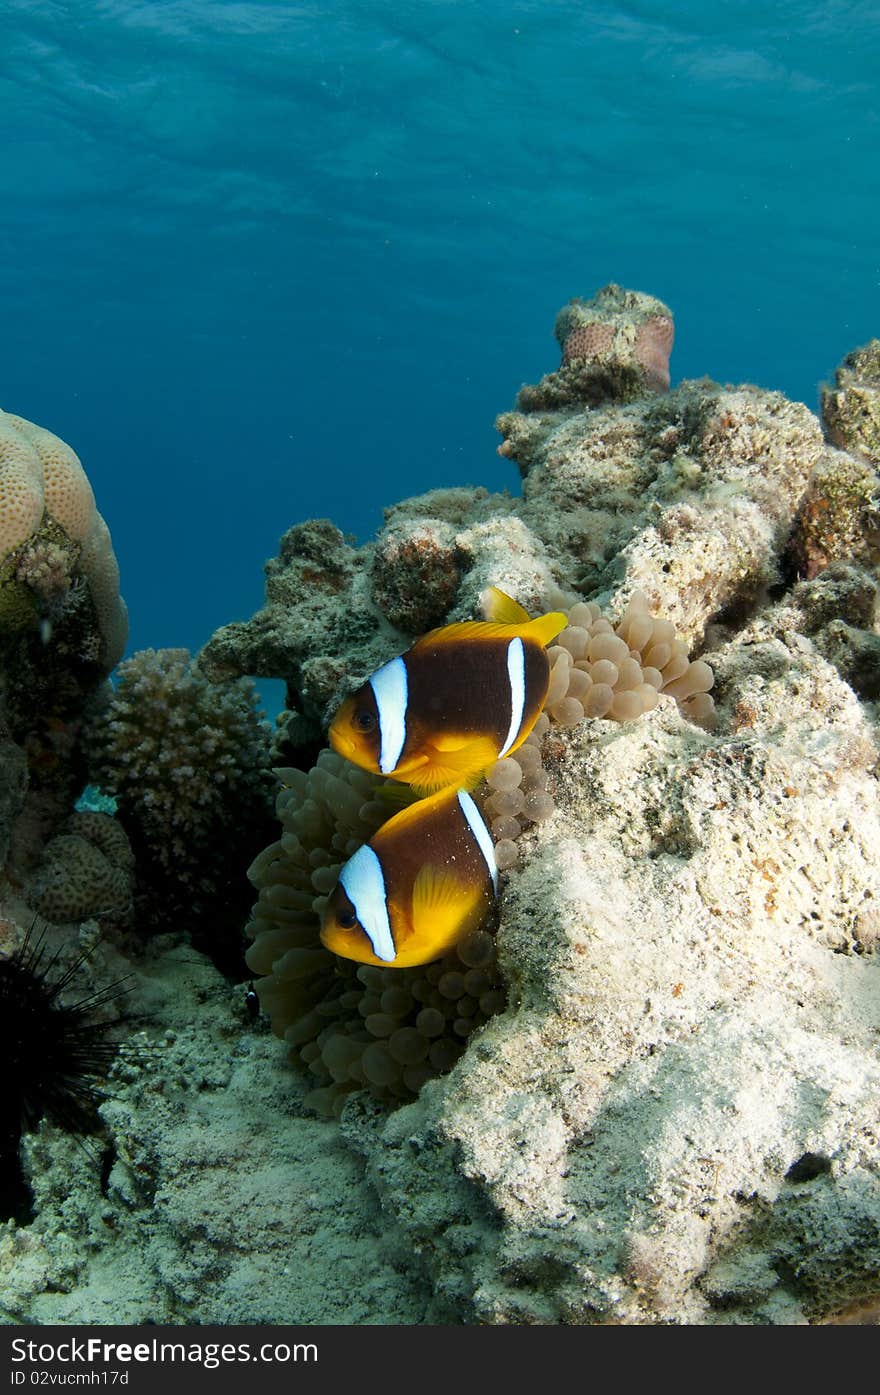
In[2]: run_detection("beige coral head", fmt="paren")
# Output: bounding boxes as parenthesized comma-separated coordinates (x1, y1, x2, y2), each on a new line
(0, 408, 127, 672)
(5, 414, 96, 544)
(0, 412, 45, 560)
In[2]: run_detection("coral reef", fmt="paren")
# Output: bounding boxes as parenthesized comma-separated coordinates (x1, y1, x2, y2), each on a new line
(341, 611, 880, 1323)
(85, 649, 275, 962)
(5, 295, 880, 1326)
(216, 303, 880, 1324)
(202, 322, 824, 752)
(0, 933, 436, 1323)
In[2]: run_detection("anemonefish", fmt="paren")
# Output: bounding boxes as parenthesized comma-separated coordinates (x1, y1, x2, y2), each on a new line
(320, 786, 498, 968)
(329, 587, 567, 796)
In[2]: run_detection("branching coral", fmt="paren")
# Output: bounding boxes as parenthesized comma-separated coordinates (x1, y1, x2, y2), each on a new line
(86, 649, 275, 962)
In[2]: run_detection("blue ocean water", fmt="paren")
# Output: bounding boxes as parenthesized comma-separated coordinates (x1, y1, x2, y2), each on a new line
(2, 1, 878, 661)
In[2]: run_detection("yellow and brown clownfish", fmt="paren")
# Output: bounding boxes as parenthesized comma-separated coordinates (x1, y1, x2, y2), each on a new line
(320, 786, 497, 968)
(329, 588, 567, 796)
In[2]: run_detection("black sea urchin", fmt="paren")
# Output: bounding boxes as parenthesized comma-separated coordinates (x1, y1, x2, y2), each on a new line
(0, 930, 123, 1221)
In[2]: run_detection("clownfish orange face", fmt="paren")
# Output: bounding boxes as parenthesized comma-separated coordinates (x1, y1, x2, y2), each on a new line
(328, 589, 567, 797)
(328, 689, 381, 769)
(321, 881, 371, 959)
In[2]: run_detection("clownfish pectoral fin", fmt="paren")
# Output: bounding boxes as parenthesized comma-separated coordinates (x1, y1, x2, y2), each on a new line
(410, 866, 488, 954)
(431, 732, 476, 753)
(406, 735, 500, 797)
(482, 586, 533, 625)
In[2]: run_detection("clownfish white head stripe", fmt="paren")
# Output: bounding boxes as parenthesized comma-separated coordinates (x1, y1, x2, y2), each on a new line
(338, 843, 396, 962)
(457, 789, 498, 893)
(499, 636, 526, 758)
(370, 655, 408, 776)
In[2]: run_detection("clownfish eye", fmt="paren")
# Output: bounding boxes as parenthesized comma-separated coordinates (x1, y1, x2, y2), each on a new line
(337, 909, 358, 930)
(353, 709, 376, 733)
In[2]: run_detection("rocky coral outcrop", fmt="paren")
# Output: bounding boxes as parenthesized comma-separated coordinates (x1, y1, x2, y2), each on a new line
(341, 614, 880, 1323)
(820, 338, 880, 463)
(517, 283, 675, 410)
(201, 302, 825, 746)
(216, 297, 880, 1325)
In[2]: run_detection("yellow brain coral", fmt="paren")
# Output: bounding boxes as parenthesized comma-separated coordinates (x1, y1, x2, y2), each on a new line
(0, 408, 127, 669)
(0, 416, 45, 556)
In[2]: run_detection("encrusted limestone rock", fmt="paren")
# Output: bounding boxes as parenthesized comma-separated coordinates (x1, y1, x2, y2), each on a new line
(516, 284, 675, 410)
(507, 381, 826, 644)
(341, 610, 880, 1324)
(821, 338, 880, 462)
(790, 447, 880, 580)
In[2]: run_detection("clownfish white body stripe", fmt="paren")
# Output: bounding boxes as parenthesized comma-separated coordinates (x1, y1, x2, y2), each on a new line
(498, 637, 526, 758)
(457, 789, 498, 892)
(321, 786, 499, 968)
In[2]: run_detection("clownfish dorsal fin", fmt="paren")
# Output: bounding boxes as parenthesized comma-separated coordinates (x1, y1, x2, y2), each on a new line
(483, 586, 532, 624)
(416, 612, 566, 651)
(482, 587, 567, 648)
(417, 618, 522, 647)
(523, 608, 568, 649)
